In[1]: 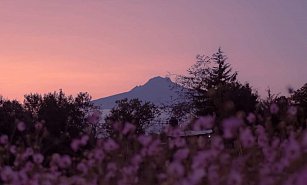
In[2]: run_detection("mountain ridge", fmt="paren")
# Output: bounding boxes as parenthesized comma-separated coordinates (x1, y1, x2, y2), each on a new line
(92, 76, 183, 109)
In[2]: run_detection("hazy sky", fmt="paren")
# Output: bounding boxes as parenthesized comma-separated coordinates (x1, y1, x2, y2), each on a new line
(0, 0, 306, 101)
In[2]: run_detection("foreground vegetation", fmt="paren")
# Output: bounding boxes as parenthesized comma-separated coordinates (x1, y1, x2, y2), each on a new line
(0, 109, 307, 185)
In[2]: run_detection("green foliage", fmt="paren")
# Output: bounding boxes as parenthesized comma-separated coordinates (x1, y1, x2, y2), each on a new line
(105, 98, 160, 135)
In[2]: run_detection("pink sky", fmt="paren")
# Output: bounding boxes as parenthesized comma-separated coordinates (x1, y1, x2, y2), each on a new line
(0, 0, 306, 101)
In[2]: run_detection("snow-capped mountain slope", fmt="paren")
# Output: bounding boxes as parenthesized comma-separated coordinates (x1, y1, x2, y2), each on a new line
(92, 76, 183, 109)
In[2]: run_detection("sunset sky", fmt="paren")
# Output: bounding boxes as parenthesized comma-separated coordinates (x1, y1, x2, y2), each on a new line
(0, 0, 306, 101)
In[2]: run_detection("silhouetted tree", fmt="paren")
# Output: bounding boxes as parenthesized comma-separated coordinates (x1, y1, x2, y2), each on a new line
(23, 90, 93, 155)
(291, 83, 307, 128)
(177, 48, 258, 118)
(105, 98, 159, 135)
(0, 97, 32, 139)
(207, 48, 237, 88)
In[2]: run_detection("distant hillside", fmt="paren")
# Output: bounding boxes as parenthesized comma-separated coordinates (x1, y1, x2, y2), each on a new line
(92, 76, 184, 109)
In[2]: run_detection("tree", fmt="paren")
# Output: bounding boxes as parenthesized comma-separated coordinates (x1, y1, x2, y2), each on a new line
(207, 48, 237, 88)
(105, 98, 159, 135)
(0, 97, 32, 139)
(291, 83, 307, 128)
(291, 83, 307, 108)
(23, 90, 93, 155)
(177, 48, 258, 117)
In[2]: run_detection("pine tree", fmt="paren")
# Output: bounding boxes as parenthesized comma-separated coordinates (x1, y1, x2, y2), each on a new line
(177, 48, 258, 117)
(207, 47, 237, 89)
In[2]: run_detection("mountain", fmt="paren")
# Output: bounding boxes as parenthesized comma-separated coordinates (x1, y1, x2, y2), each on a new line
(92, 76, 184, 109)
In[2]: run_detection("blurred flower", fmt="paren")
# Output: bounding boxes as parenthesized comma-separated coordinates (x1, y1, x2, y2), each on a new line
(122, 122, 136, 135)
(239, 128, 255, 148)
(270, 104, 279, 114)
(0, 135, 8, 145)
(131, 154, 142, 166)
(0, 166, 14, 182)
(137, 135, 152, 146)
(287, 106, 298, 116)
(59, 155, 71, 169)
(174, 148, 189, 161)
(189, 168, 206, 184)
(33, 153, 44, 164)
(223, 117, 243, 139)
(23, 147, 34, 159)
(167, 161, 184, 177)
(107, 162, 117, 171)
(94, 149, 104, 161)
(211, 136, 224, 152)
(246, 113, 256, 124)
(193, 116, 215, 130)
(80, 135, 89, 145)
(35, 122, 43, 130)
(77, 162, 88, 173)
(104, 139, 119, 152)
(71, 139, 81, 152)
(17, 122, 26, 132)
(227, 170, 242, 185)
(9, 145, 17, 154)
(147, 139, 161, 156)
(284, 137, 301, 161)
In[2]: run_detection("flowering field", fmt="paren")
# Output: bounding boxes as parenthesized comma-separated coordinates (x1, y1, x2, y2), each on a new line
(0, 105, 307, 185)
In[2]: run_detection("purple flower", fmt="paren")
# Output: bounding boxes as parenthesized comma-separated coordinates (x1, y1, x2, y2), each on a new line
(17, 122, 26, 132)
(211, 136, 224, 152)
(35, 122, 43, 130)
(137, 135, 152, 146)
(167, 161, 184, 176)
(287, 106, 298, 116)
(227, 170, 242, 185)
(0, 166, 14, 182)
(0, 135, 8, 145)
(104, 139, 119, 152)
(174, 148, 189, 161)
(193, 116, 215, 130)
(239, 128, 255, 148)
(223, 117, 243, 139)
(33, 153, 44, 164)
(122, 122, 136, 135)
(59, 155, 72, 169)
(94, 149, 105, 161)
(270, 103, 279, 114)
(80, 135, 89, 145)
(147, 139, 161, 156)
(189, 168, 206, 184)
(77, 162, 88, 173)
(9, 145, 17, 154)
(71, 139, 81, 152)
(246, 113, 256, 124)
(284, 137, 301, 161)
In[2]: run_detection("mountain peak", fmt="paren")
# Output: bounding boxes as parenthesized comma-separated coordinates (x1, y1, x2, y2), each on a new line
(93, 76, 182, 109)
(147, 76, 170, 82)
(144, 76, 171, 85)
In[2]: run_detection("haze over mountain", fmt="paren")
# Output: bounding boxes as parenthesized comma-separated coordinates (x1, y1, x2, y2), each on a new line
(92, 76, 183, 109)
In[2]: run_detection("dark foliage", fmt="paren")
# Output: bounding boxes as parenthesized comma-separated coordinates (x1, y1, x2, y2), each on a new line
(105, 98, 160, 135)
(177, 48, 258, 118)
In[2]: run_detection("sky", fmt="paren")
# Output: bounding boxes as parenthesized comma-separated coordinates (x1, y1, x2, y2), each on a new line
(0, 0, 306, 101)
